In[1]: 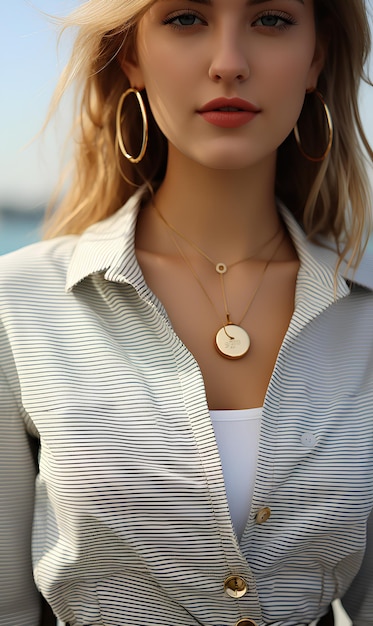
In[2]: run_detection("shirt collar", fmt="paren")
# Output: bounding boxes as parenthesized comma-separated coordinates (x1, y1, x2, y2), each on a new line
(66, 188, 373, 296)
(66, 188, 146, 294)
(280, 201, 373, 293)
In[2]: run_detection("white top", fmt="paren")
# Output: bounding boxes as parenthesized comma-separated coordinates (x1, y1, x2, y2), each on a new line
(210, 408, 262, 540)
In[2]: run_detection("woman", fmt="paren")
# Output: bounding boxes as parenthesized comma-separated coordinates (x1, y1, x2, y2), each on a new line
(0, 0, 372, 624)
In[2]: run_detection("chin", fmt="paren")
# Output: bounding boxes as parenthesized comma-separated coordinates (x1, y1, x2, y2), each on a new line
(196, 153, 266, 172)
(191, 140, 274, 172)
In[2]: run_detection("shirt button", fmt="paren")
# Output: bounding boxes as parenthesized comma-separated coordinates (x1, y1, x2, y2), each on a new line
(300, 431, 317, 448)
(235, 619, 258, 626)
(224, 575, 248, 598)
(255, 506, 271, 524)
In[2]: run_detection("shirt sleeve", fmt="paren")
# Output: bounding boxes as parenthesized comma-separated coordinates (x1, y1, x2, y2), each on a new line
(0, 364, 41, 626)
(341, 508, 373, 626)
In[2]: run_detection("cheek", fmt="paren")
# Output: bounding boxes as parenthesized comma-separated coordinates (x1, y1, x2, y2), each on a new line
(140, 70, 182, 142)
(270, 49, 314, 86)
(263, 52, 315, 112)
(138, 45, 194, 135)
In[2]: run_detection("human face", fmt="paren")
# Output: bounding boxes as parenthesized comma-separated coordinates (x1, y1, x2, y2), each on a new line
(122, 0, 324, 171)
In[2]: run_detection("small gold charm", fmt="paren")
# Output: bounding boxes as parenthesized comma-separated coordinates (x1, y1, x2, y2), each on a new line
(216, 262, 227, 274)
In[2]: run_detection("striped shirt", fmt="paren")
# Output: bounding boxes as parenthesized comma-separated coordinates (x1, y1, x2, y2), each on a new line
(0, 189, 372, 626)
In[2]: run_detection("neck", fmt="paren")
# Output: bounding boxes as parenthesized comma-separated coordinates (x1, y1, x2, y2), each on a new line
(150, 146, 282, 263)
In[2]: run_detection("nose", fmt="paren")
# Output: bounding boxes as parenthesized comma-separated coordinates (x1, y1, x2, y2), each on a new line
(208, 27, 250, 83)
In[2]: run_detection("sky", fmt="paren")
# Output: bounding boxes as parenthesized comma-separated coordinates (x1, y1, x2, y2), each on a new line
(1, 0, 78, 209)
(1, 1, 373, 210)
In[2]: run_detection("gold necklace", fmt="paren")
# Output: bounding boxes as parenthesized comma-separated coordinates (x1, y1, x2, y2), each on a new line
(153, 202, 285, 360)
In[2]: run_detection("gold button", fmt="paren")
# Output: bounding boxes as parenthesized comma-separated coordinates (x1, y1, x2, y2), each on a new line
(224, 575, 248, 598)
(235, 619, 258, 626)
(255, 506, 271, 524)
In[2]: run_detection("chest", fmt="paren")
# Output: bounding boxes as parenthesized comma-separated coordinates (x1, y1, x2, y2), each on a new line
(17, 279, 373, 513)
(136, 251, 299, 409)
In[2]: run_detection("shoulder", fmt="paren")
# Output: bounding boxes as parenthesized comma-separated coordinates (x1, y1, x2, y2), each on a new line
(349, 247, 373, 292)
(0, 236, 77, 278)
(308, 235, 373, 294)
(0, 236, 78, 304)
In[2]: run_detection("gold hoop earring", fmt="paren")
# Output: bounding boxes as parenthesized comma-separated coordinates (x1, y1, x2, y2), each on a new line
(116, 88, 148, 164)
(114, 141, 141, 188)
(294, 90, 333, 162)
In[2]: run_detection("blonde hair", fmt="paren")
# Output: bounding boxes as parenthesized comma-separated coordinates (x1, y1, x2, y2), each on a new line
(45, 0, 372, 269)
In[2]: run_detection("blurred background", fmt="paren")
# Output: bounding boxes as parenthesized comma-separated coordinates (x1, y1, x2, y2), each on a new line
(1, 1, 373, 256)
(1, 0, 78, 255)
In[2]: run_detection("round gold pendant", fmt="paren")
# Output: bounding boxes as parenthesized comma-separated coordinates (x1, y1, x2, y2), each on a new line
(215, 324, 250, 359)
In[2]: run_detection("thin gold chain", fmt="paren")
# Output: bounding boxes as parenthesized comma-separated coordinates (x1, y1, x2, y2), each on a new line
(169, 232, 223, 322)
(236, 233, 284, 325)
(156, 204, 285, 327)
(153, 201, 282, 270)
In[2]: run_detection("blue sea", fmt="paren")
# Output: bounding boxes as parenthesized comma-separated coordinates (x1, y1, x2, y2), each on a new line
(0, 207, 44, 256)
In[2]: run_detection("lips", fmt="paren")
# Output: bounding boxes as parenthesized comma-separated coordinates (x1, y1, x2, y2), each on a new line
(198, 98, 260, 128)
(198, 97, 261, 114)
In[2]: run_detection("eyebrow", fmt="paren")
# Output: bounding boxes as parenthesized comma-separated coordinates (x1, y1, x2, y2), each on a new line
(186, 0, 305, 5)
(249, 0, 304, 4)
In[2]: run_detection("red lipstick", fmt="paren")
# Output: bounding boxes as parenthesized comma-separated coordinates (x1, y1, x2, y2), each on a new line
(198, 97, 260, 128)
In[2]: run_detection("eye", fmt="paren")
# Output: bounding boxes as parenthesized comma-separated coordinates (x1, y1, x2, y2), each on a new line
(253, 11, 297, 31)
(163, 11, 206, 29)
(260, 15, 282, 27)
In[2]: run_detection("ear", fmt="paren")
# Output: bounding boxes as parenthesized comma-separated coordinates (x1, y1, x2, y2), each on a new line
(118, 48, 145, 90)
(306, 33, 328, 91)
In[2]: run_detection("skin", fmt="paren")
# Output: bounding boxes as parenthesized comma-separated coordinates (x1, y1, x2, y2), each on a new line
(126, 0, 323, 172)
(120, 0, 326, 409)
